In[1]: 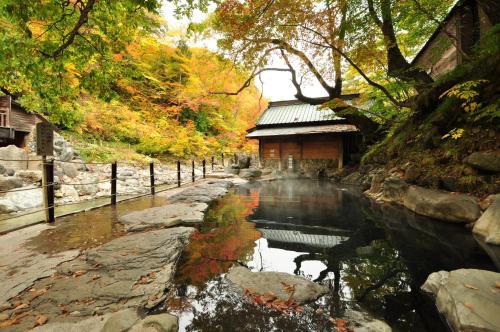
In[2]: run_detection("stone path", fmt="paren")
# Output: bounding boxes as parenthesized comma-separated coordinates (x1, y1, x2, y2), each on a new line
(0, 177, 242, 331)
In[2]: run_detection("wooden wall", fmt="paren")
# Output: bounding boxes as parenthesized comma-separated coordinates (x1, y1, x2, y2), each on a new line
(260, 134, 342, 161)
(10, 104, 37, 133)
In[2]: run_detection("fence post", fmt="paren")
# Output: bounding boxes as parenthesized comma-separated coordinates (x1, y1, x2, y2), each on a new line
(177, 161, 181, 187)
(43, 158, 55, 223)
(211, 156, 214, 171)
(111, 162, 117, 205)
(221, 153, 224, 167)
(191, 160, 195, 182)
(150, 162, 155, 195)
(202, 159, 206, 179)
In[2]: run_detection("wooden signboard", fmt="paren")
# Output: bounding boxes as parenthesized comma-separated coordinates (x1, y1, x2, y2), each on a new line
(36, 122, 54, 156)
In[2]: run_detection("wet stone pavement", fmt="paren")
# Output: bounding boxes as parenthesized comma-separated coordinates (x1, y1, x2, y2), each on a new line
(0, 178, 238, 331)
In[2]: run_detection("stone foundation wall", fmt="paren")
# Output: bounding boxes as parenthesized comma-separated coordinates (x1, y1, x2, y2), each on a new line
(262, 159, 338, 178)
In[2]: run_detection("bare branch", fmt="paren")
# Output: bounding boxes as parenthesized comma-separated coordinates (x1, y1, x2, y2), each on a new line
(39, 0, 96, 58)
(210, 67, 291, 95)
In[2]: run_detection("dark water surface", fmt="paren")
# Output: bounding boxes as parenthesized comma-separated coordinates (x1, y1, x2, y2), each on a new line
(166, 180, 496, 332)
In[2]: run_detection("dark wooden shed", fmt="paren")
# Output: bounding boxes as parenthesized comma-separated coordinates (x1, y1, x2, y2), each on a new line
(0, 95, 46, 148)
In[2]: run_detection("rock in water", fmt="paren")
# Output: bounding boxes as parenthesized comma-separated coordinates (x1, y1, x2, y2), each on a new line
(473, 197, 500, 245)
(464, 150, 500, 172)
(119, 202, 208, 232)
(226, 266, 328, 304)
(421, 269, 500, 332)
(403, 185, 480, 223)
(381, 177, 408, 204)
(239, 168, 262, 179)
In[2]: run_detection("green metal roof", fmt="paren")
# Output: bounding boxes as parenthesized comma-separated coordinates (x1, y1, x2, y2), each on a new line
(256, 100, 343, 126)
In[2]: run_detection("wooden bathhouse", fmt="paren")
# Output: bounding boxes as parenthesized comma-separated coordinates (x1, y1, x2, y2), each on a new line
(412, 0, 498, 79)
(246, 96, 361, 174)
(0, 96, 47, 148)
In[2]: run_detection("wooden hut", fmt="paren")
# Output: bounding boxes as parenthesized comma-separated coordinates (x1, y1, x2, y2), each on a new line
(411, 0, 497, 79)
(246, 96, 360, 175)
(0, 96, 47, 148)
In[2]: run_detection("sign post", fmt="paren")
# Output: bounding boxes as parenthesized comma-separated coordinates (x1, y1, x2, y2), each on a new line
(36, 122, 54, 223)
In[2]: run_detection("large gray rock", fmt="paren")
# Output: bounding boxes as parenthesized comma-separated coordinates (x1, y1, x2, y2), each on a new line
(421, 269, 500, 332)
(473, 197, 500, 245)
(239, 168, 262, 179)
(0, 176, 23, 191)
(4, 227, 193, 332)
(224, 165, 240, 175)
(403, 186, 480, 223)
(464, 150, 500, 172)
(0, 186, 43, 212)
(169, 180, 232, 203)
(59, 147, 75, 162)
(75, 176, 99, 196)
(381, 177, 408, 204)
(102, 308, 140, 332)
(119, 202, 208, 232)
(235, 153, 251, 169)
(0, 145, 28, 170)
(341, 171, 362, 185)
(61, 162, 80, 178)
(131, 313, 179, 332)
(226, 266, 328, 304)
(16, 169, 43, 183)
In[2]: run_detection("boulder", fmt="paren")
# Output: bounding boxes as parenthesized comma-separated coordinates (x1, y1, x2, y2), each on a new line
(131, 313, 179, 332)
(169, 180, 232, 203)
(479, 194, 500, 211)
(421, 269, 500, 332)
(60, 184, 79, 200)
(381, 177, 408, 204)
(403, 186, 480, 223)
(464, 150, 500, 172)
(341, 171, 361, 185)
(226, 266, 328, 304)
(75, 176, 99, 196)
(59, 147, 75, 162)
(403, 164, 420, 183)
(0, 145, 28, 170)
(119, 202, 208, 232)
(16, 170, 43, 183)
(473, 197, 500, 245)
(0, 187, 43, 212)
(0, 176, 23, 191)
(368, 170, 385, 194)
(61, 162, 80, 178)
(102, 308, 140, 332)
(6, 168, 15, 176)
(0, 164, 5, 174)
(224, 165, 240, 175)
(235, 153, 251, 169)
(239, 168, 262, 179)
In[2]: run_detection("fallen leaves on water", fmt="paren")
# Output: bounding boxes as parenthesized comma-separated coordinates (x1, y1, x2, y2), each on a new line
(0, 310, 32, 328)
(464, 283, 479, 290)
(328, 317, 353, 332)
(243, 285, 303, 314)
(34, 315, 48, 327)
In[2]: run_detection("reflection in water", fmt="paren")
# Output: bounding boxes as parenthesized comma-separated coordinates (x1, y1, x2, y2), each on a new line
(168, 180, 496, 332)
(26, 195, 170, 254)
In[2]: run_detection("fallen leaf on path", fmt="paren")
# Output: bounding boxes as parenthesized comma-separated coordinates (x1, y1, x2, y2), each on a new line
(464, 302, 474, 310)
(0, 310, 31, 328)
(464, 284, 479, 290)
(73, 270, 86, 277)
(13, 303, 29, 311)
(34, 315, 48, 327)
(495, 281, 500, 289)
